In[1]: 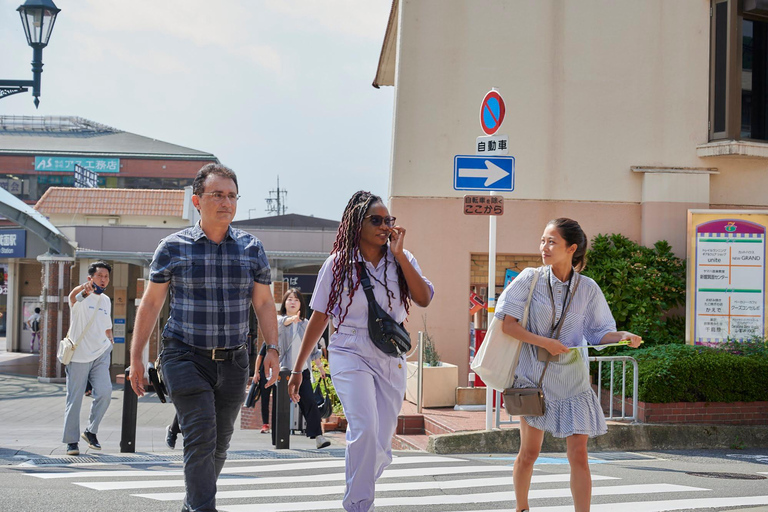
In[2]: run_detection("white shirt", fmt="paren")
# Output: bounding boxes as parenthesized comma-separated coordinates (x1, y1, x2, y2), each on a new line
(310, 248, 434, 329)
(26, 312, 40, 330)
(69, 293, 113, 363)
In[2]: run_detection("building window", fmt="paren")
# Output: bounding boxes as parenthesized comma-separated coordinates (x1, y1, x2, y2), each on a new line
(711, 0, 768, 141)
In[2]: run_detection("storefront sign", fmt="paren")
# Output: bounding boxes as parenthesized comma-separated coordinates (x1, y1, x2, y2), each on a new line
(283, 274, 317, 294)
(35, 156, 120, 173)
(113, 318, 126, 344)
(688, 211, 768, 345)
(469, 291, 486, 315)
(504, 269, 519, 288)
(0, 179, 23, 195)
(0, 230, 26, 258)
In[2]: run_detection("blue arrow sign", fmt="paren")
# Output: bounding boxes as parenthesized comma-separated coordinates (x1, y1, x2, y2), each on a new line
(454, 155, 515, 191)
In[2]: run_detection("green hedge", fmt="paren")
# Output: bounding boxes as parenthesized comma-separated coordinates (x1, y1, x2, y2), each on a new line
(597, 343, 768, 403)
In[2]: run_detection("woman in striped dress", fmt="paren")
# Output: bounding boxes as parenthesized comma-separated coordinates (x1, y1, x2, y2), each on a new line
(495, 218, 643, 512)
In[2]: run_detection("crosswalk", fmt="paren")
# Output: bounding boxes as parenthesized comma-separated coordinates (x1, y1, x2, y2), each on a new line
(21, 452, 768, 511)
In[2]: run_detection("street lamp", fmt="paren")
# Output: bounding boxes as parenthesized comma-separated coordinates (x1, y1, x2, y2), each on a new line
(0, 0, 61, 108)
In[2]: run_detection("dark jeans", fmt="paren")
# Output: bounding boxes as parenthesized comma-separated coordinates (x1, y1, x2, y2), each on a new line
(161, 338, 249, 512)
(271, 368, 322, 443)
(258, 372, 274, 425)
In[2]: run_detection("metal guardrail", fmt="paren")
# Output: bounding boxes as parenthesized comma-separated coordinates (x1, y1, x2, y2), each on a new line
(493, 355, 639, 428)
(591, 355, 639, 422)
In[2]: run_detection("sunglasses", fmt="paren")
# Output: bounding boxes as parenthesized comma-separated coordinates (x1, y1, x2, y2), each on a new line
(364, 214, 397, 228)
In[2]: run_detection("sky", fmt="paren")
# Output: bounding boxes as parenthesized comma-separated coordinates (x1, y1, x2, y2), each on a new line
(0, 0, 395, 221)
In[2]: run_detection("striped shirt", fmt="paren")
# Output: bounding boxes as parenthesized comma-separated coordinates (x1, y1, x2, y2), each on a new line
(495, 266, 616, 348)
(495, 265, 616, 437)
(149, 222, 271, 349)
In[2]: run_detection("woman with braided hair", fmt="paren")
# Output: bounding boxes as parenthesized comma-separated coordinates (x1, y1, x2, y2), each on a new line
(288, 190, 433, 512)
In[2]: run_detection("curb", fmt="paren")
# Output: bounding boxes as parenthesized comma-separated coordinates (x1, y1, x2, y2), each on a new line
(426, 423, 768, 454)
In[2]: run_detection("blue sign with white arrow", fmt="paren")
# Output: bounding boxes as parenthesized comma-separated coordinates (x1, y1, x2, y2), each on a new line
(454, 155, 515, 191)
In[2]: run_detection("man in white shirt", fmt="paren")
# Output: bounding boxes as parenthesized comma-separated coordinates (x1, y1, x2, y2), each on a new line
(26, 307, 41, 352)
(62, 261, 114, 456)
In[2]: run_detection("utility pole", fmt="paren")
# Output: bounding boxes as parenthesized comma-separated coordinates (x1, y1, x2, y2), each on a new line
(265, 176, 287, 216)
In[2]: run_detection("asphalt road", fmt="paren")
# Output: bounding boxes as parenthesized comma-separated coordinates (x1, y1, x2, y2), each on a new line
(2, 448, 768, 511)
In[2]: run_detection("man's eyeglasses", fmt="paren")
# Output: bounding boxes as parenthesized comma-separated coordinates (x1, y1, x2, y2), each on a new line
(364, 215, 396, 228)
(199, 192, 240, 203)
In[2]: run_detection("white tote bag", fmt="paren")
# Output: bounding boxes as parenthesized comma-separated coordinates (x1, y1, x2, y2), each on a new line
(471, 270, 540, 390)
(57, 296, 103, 366)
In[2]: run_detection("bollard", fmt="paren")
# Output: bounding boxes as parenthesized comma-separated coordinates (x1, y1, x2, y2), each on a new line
(274, 367, 291, 449)
(120, 366, 138, 453)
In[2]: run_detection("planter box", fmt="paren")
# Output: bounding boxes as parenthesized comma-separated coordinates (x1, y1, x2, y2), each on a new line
(322, 414, 347, 432)
(456, 386, 486, 406)
(405, 361, 459, 408)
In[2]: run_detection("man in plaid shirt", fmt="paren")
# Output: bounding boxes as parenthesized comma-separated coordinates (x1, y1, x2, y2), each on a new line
(130, 164, 280, 512)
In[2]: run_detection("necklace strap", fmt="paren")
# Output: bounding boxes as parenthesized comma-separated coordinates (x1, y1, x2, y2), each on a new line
(537, 272, 581, 387)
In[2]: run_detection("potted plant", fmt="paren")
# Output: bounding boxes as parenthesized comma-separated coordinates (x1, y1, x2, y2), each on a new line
(405, 317, 459, 407)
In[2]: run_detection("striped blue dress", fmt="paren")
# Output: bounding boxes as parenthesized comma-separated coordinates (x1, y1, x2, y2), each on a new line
(495, 266, 616, 438)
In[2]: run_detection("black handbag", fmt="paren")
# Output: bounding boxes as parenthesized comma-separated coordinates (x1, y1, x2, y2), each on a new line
(356, 263, 411, 357)
(147, 359, 168, 404)
(314, 377, 332, 419)
(244, 378, 261, 408)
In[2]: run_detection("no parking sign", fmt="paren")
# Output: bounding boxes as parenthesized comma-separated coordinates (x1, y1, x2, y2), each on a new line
(480, 89, 505, 135)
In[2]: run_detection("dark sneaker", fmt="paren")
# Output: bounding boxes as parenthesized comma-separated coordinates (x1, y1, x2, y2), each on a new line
(81, 431, 101, 450)
(66, 443, 79, 456)
(165, 425, 177, 450)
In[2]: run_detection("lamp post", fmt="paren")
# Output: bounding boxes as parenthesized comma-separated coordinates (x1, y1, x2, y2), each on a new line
(0, 0, 61, 108)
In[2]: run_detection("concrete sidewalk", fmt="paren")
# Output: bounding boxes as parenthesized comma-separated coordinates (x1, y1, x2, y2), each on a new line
(0, 373, 341, 463)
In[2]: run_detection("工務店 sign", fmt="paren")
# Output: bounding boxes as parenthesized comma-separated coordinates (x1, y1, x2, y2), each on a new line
(35, 156, 120, 173)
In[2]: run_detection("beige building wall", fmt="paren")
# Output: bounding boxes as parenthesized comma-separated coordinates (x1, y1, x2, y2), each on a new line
(382, 0, 768, 387)
(390, 0, 710, 202)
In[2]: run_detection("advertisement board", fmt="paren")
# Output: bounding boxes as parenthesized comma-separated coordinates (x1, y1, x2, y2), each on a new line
(687, 210, 768, 345)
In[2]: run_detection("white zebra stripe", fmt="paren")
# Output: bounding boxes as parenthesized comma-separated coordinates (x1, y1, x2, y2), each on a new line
(28, 455, 460, 479)
(528, 495, 768, 512)
(77, 464, 525, 491)
(218, 484, 708, 512)
(132, 475, 620, 501)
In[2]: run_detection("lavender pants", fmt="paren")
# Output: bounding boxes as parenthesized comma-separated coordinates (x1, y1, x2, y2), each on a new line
(330, 326, 407, 512)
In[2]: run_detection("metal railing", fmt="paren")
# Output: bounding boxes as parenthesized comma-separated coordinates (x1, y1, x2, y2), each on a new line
(591, 355, 639, 422)
(493, 355, 639, 429)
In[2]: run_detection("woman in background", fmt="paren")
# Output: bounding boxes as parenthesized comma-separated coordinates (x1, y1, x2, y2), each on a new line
(276, 288, 329, 449)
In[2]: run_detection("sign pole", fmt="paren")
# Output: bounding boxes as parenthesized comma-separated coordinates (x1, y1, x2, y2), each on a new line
(460, 87, 510, 430)
(485, 191, 497, 430)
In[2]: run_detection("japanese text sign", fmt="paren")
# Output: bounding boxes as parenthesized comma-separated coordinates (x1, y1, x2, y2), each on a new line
(463, 195, 504, 216)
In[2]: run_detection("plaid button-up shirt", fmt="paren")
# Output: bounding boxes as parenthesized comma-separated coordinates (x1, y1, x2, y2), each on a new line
(149, 222, 271, 349)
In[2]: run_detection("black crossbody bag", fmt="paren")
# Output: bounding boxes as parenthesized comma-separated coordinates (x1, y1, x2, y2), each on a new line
(356, 262, 412, 357)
